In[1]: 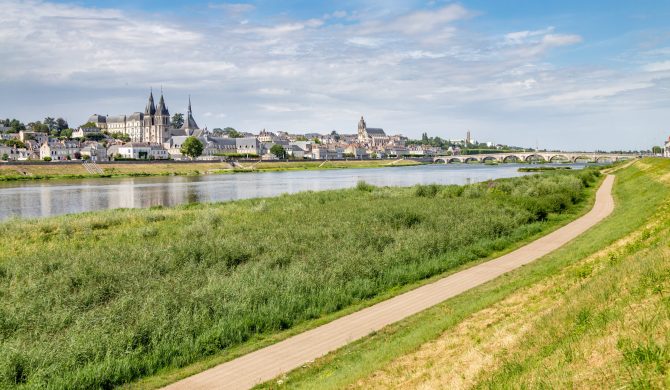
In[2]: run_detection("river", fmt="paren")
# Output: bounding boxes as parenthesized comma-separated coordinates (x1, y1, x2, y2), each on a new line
(0, 163, 588, 221)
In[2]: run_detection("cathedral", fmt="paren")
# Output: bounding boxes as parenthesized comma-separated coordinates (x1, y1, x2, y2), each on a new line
(88, 90, 200, 144)
(357, 116, 388, 146)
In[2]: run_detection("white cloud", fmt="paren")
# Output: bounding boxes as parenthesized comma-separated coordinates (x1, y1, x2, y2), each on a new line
(643, 61, 670, 72)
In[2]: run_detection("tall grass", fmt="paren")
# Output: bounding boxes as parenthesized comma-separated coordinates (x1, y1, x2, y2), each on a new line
(0, 168, 600, 388)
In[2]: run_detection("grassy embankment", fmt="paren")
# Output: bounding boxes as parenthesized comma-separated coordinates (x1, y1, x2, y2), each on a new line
(0, 159, 422, 182)
(260, 158, 670, 389)
(0, 168, 600, 388)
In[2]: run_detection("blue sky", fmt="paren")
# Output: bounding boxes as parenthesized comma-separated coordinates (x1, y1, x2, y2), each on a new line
(1, 0, 670, 150)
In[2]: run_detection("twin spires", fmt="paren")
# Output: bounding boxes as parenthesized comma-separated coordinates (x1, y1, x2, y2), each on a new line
(146, 89, 170, 117)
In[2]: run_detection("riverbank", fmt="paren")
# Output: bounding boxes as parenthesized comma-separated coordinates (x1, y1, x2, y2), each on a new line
(0, 159, 423, 181)
(263, 158, 670, 389)
(0, 168, 600, 388)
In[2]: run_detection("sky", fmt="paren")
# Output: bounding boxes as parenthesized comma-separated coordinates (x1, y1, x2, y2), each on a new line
(1, 0, 669, 151)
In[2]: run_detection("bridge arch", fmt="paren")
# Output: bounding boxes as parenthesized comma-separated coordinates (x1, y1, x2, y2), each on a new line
(549, 154, 570, 163)
(464, 156, 480, 164)
(572, 155, 592, 163)
(481, 156, 499, 164)
(448, 157, 463, 163)
(502, 155, 521, 163)
(434, 158, 448, 164)
(595, 156, 614, 163)
(524, 154, 546, 163)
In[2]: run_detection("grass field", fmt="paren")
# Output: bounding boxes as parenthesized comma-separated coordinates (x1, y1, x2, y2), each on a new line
(260, 158, 669, 389)
(0, 168, 600, 388)
(0, 159, 422, 181)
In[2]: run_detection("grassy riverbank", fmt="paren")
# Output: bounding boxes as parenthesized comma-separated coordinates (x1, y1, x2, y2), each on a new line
(0, 159, 422, 182)
(0, 168, 600, 388)
(262, 158, 670, 389)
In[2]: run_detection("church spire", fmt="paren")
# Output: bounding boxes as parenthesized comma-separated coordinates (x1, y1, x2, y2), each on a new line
(181, 95, 199, 135)
(145, 89, 156, 116)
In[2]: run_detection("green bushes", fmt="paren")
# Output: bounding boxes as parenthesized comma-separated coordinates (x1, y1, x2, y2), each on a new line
(0, 169, 597, 388)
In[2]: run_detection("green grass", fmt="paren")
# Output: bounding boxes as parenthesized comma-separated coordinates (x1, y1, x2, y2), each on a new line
(0, 160, 423, 182)
(255, 158, 670, 389)
(0, 168, 601, 388)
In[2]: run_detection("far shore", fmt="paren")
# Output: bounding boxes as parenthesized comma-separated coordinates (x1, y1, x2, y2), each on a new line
(0, 159, 427, 182)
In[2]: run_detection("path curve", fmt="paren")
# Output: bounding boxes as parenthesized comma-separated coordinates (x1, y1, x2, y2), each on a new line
(165, 175, 616, 390)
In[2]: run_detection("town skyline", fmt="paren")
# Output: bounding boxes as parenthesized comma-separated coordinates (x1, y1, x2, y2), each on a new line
(1, 1, 670, 150)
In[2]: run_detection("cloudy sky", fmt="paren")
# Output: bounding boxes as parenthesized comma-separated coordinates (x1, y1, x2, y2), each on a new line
(1, 0, 669, 150)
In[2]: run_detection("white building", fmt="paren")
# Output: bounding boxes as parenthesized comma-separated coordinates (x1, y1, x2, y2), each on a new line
(664, 136, 670, 158)
(117, 143, 168, 160)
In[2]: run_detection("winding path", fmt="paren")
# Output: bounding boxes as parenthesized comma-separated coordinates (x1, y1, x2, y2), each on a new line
(165, 175, 616, 390)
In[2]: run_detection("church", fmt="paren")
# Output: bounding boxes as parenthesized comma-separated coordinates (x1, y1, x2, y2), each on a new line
(357, 116, 389, 146)
(87, 90, 200, 144)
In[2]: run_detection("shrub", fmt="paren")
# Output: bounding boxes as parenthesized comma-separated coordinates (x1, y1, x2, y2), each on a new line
(356, 180, 375, 192)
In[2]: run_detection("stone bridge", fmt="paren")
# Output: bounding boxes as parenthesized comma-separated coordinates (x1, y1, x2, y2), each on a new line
(433, 152, 637, 164)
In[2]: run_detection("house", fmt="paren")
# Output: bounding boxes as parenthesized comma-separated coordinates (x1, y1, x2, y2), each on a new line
(118, 143, 168, 160)
(311, 146, 343, 160)
(286, 144, 305, 159)
(236, 137, 261, 156)
(665, 136, 670, 158)
(72, 126, 102, 139)
(40, 142, 80, 161)
(80, 142, 109, 162)
(344, 144, 367, 159)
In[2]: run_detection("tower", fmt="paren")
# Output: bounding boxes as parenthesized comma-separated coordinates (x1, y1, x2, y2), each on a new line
(154, 91, 171, 143)
(357, 116, 367, 142)
(181, 96, 199, 136)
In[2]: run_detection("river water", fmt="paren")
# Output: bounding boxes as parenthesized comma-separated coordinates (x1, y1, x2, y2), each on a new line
(0, 164, 588, 221)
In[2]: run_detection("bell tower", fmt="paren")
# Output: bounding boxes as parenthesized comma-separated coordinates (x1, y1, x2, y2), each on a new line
(357, 116, 367, 142)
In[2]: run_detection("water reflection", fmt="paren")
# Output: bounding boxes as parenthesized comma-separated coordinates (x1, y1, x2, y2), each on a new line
(0, 164, 587, 220)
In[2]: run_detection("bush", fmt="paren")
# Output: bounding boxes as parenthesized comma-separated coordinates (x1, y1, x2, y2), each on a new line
(42, 156, 52, 162)
(356, 180, 375, 192)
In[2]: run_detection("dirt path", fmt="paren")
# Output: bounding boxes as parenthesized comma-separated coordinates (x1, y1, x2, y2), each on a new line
(164, 175, 616, 390)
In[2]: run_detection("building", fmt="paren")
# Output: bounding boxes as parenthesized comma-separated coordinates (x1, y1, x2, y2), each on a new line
(665, 136, 670, 158)
(88, 91, 197, 144)
(73, 126, 101, 139)
(117, 143, 168, 160)
(236, 137, 261, 156)
(40, 142, 80, 161)
(80, 142, 109, 162)
(357, 116, 389, 146)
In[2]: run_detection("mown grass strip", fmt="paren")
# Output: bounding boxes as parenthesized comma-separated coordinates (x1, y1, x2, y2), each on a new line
(259, 159, 669, 389)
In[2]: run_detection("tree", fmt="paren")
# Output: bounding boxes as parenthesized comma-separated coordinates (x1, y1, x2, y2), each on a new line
(295, 135, 307, 141)
(172, 113, 184, 129)
(74, 151, 82, 160)
(111, 132, 130, 142)
(43, 156, 52, 161)
(84, 133, 105, 141)
(652, 146, 663, 155)
(312, 137, 321, 144)
(1, 153, 8, 161)
(224, 127, 242, 138)
(80, 122, 97, 129)
(44, 117, 56, 131)
(61, 128, 73, 139)
(2, 139, 26, 148)
(270, 144, 287, 159)
(56, 118, 69, 131)
(180, 136, 204, 159)
(9, 119, 25, 133)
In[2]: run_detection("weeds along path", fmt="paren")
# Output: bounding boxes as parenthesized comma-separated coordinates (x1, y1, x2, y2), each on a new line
(164, 175, 616, 390)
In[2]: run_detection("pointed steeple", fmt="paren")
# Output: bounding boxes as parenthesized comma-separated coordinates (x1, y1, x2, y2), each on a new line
(181, 95, 199, 134)
(157, 92, 169, 116)
(145, 89, 156, 116)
